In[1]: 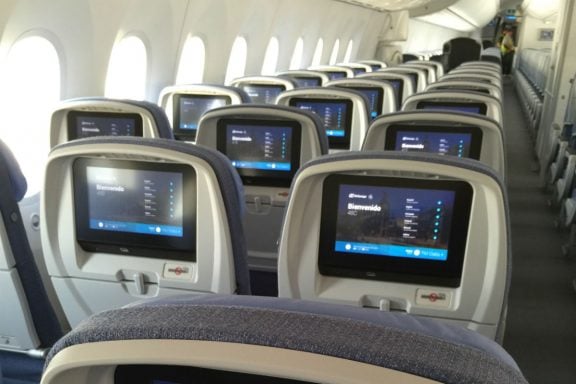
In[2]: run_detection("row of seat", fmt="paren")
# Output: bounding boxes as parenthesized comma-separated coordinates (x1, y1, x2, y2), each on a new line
(0, 58, 524, 383)
(513, 48, 550, 134)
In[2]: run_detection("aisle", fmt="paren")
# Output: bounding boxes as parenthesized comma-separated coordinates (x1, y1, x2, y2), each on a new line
(502, 78, 576, 383)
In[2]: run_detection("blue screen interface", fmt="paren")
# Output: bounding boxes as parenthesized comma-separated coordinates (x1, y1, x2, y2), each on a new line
(334, 184, 455, 261)
(178, 96, 229, 131)
(353, 87, 382, 120)
(242, 84, 285, 104)
(74, 115, 138, 138)
(293, 77, 321, 87)
(292, 100, 348, 137)
(86, 166, 184, 238)
(326, 71, 347, 80)
(395, 131, 473, 158)
(353, 67, 367, 75)
(421, 104, 482, 114)
(225, 124, 293, 172)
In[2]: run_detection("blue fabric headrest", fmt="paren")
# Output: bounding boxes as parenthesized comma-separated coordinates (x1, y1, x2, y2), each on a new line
(0, 139, 27, 201)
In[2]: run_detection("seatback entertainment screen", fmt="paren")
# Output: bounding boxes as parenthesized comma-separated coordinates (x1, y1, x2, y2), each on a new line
(173, 94, 231, 141)
(292, 76, 322, 87)
(241, 84, 286, 104)
(73, 158, 196, 261)
(417, 101, 488, 116)
(289, 98, 353, 150)
(216, 119, 302, 187)
(349, 86, 383, 120)
(384, 124, 483, 160)
(318, 174, 473, 287)
(67, 111, 143, 140)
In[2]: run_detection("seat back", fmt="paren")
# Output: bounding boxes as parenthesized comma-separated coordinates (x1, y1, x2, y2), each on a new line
(0, 139, 66, 354)
(196, 104, 328, 272)
(401, 63, 437, 84)
(277, 152, 511, 341)
(442, 37, 482, 71)
(50, 98, 174, 148)
(358, 59, 388, 70)
(405, 60, 445, 79)
(460, 60, 501, 71)
(276, 70, 330, 87)
(450, 68, 502, 81)
(229, 76, 296, 104)
(336, 62, 373, 76)
(376, 67, 428, 92)
(308, 65, 354, 80)
(356, 72, 414, 107)
(158, 84, 250, 142)
(426, 80, 502, 99)
(276, 88, 370, 152)
(41, 137, 250, 327)
(439, 73, 502, 88)
(41, 295, 529, 384)
(402, 90, 503, 124)
(325, 78, 397, 119)
(361, 110, 506, 177)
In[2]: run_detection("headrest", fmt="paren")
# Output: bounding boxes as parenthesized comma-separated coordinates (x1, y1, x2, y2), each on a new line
(0, 139, 27, 201)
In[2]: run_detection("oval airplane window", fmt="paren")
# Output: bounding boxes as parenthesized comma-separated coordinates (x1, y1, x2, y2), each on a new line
(105, 35, 147, 100)
(225, 36, 248, 84)
(343, 40, 354, 63)
(311, 38, 324, 66)
(329, 39, 340, 65)
(261, 37, 279, 75)
(176, 36, 206, 84)
(0, 36, 60, 196)
(290, 38, 304, 70)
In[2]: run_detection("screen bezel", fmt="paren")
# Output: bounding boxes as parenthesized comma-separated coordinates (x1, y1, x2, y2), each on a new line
(416, 101, 488, 116)
(318, 174, 473, 287)
(288, 97, 353, 150)
(216, 118, 302, 187)
(384, 124, 483, 160)
(173, 94, 231, 141)
(67, 111, 144, 140)
(325, 71, 348, 80)
(73, 157, 197, 262)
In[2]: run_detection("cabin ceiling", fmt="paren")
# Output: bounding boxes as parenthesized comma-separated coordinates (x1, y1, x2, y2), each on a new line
(337, 0, 441, 12)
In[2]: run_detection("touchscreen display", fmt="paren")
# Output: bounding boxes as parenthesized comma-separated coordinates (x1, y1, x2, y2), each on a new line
(417, 101, 487, 115)
(73, 158, 196, 261)
(385, 124, 483, 160)
(318, 174, 473, 287)
(292, 76, 321, 87)
(289, 98, 353, 149)
(216, 119, 301, 187)
(67, 111, 143, 140)
(173, 94, 230, 140)
(241, 84, 286, 104)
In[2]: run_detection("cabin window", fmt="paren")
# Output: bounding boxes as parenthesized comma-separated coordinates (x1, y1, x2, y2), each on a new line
(290, 38, 304, 70)
(0, 36, 60, 196)
(261, 37, 279, 75)
(176, 36, 206, 84)
(225, 36, 248, 84)
(312, 38, 324, 66)
(105, 35, 147, 100)
(329, 39, 340, 65)
(343, 40, 354, 63)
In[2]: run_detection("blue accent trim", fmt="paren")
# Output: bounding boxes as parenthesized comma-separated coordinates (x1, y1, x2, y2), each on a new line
(232, 161, 291, 171)
(326, 130, 345, 137)
(90, 219, 183, 237)
(335, 241, 448, 261)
